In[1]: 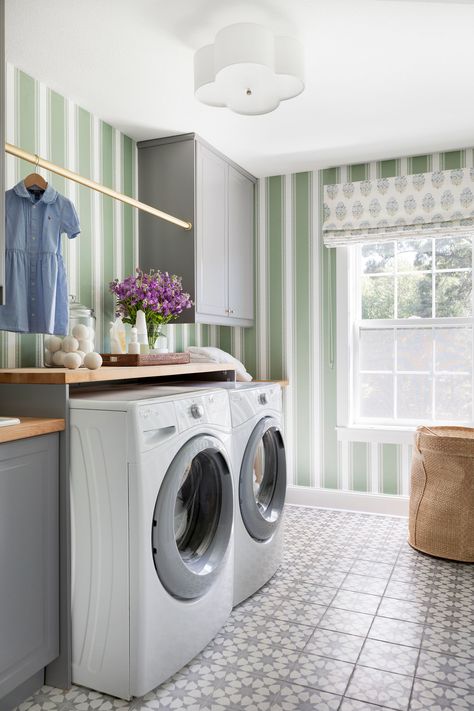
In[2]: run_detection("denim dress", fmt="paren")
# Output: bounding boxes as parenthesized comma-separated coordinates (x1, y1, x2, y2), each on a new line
(0, 180, 80, 334)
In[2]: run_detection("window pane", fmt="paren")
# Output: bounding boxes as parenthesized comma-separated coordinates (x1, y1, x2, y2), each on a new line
(360, 329, 394, 371)
(435, 272, 472, 317)
(435, 236, 472, 270)
(435, 375, 472, 421)
(435, 327, 472, 373)
(360, 374, 393, 418)
(397, 374, 432, 420)
(361, 242, 395, 274)
(362, 276, 395, 319)
(397, 239, 432, 272)
(397, 274, 432, 318)
(397, 328, 433, 372)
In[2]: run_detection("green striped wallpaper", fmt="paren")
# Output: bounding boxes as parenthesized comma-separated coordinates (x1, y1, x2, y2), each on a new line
(2, 66, 471, 502)
(252, 147, 474, 496)
(1, 65, 137, 364)
(0, 67, 227, 364)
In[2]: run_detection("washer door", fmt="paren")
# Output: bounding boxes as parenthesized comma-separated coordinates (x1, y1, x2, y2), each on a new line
(239, 417, 286, 542)
(152, 435, 233, 600)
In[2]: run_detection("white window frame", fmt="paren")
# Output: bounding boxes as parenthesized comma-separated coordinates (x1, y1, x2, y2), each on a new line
(336, 238, 474, 437)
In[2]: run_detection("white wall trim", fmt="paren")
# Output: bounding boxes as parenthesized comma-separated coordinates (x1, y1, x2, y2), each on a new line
(286, 484, 409, 517)
(337, 425, 415, 445)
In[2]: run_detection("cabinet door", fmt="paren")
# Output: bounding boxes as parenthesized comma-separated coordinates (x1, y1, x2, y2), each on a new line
(0, 434, 59, 698)
(195, 143, 228, 319)
(228, 167, 254, 322)
(0, 0, 4, 305)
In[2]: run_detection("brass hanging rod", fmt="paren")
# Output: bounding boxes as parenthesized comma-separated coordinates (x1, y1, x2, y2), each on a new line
(4, 142, 192, 231)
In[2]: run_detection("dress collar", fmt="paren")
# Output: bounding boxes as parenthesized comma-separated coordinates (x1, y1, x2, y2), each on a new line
(13, 180, 58, 205)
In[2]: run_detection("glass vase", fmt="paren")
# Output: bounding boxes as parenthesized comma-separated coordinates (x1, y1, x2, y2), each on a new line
(146, 321, 163, 352)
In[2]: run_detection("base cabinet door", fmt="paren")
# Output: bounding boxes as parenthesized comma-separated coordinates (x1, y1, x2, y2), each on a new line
(0, 434, 59, 699)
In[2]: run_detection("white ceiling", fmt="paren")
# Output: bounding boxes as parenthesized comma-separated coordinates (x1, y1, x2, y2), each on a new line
(6, 0, 474, 177)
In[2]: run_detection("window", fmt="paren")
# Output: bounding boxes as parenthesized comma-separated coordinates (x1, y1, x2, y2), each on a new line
(349, 236, 474, 425)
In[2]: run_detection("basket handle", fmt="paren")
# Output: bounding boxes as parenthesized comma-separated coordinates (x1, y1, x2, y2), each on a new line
(415, 425, 440, 453)
(418, 426, 440, 437)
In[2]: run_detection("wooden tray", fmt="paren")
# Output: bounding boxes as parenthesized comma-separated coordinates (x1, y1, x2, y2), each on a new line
(100, 352, 190, 367)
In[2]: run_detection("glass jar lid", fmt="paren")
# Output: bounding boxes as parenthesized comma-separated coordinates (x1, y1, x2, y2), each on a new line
(69, 294, 95, 319)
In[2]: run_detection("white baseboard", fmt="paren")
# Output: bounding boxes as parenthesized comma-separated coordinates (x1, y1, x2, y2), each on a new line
(286, 485, 409, 517)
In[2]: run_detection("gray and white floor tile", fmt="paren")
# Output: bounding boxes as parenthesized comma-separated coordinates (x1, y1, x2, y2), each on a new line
(345, 666, 413, 711)
(305, 628, 365, 663)
(368, 616, 425, 647)
(13, 506, 474, 711)
(416, 650, 474, 690)
(358, 638, 419, 676)
(270, 681, 341, 710)
(410, 679, 474, 710)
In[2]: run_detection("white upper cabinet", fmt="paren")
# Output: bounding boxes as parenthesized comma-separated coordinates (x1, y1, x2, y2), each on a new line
(138, 133, 255, 327)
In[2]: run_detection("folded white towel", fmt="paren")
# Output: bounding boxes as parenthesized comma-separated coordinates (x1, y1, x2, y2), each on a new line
(187, 346, 252, 382)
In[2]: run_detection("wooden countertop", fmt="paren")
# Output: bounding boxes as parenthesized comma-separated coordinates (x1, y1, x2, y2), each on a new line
(0, 417, 65, 444)
(255, 380, 289, 388)
(0, 363, 236, 385)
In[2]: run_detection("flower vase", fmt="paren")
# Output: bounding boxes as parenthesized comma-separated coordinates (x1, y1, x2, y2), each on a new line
(147, 322, 168, 354)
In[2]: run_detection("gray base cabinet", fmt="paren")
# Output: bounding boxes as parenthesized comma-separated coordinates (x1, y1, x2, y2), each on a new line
(138, 133, 255, 327)
(0, 434, 59, 702)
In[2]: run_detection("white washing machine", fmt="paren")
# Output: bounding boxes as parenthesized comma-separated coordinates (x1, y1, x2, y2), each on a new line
(69, 385, 234, 700)
(227, 383, 286, 605)
(164, 382, 287, 605)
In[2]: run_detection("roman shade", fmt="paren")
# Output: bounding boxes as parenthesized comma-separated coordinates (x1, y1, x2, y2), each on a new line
(323, 168, 474, 247)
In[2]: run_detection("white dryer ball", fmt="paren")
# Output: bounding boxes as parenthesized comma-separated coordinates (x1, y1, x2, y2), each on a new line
(52, 350, 66, 366)
(78, 339, 94, 354)
(72, 323, 90, 340)
(43, 349, 53, 366)
(76, 350, 85, 366)
(84, 352, 102, 370)
(62, 335, 79, 353)
(63, 352, 82, 370)
(44, 335, 62, 353)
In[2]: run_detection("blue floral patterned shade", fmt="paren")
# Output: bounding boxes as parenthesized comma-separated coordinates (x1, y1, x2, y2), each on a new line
(323, 168, 474, 246)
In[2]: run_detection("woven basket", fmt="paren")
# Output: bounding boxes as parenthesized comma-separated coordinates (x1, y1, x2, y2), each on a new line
(408, 426, 474, 562)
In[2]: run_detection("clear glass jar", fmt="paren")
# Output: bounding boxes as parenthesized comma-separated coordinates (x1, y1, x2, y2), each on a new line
(43, 296, 96, 367)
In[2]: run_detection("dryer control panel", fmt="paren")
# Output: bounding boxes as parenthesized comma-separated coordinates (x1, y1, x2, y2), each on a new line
(229, 385, 282, 427)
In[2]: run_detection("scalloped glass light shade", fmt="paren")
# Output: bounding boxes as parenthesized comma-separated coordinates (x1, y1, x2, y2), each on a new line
(194, 23, 305, 116)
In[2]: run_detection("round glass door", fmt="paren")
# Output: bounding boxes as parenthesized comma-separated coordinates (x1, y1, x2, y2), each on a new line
(152, 435, 233, 600)
(240, 418, 286, 541)
(174, 450, 222, 565)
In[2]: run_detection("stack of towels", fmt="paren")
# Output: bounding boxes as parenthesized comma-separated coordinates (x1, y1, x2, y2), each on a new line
(186, 347, 252, 382)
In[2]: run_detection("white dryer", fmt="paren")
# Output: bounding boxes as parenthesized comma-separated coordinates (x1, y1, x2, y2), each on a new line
(69, 385, 234, 700)
(228, 383, 286, 605)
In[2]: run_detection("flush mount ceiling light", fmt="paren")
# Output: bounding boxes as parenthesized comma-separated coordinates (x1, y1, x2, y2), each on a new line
(194, 23, 305, 116)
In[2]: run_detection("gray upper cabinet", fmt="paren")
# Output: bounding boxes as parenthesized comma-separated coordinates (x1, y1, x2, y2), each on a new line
(138, 133, 255, 327)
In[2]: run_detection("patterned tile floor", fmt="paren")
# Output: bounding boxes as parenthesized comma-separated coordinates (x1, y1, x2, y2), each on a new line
(15, 506, 474, 711)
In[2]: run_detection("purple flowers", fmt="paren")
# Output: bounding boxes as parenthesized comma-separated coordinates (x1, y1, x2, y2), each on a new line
(109, 269, 193, 328)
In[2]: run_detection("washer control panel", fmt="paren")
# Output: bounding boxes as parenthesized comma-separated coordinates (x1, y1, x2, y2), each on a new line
(190, 403, 204, 419)
(175, 390, 230, 431)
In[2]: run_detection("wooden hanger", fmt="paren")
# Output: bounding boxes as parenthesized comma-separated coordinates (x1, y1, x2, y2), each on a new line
(23, 153, 48, 191)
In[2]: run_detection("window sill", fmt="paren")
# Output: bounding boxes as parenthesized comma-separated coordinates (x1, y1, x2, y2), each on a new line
(336, 425, 415, 444)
